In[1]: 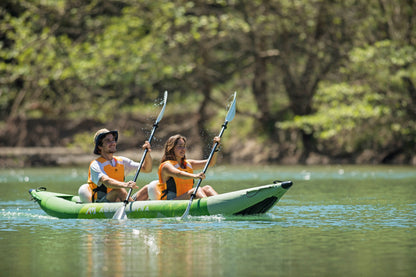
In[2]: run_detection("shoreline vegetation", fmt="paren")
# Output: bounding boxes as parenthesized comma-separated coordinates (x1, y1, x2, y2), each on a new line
(0, 147, 162, 168)
(2, 113, 415, 168)
(2, 145, 415, 168)
(1, 1, 415, 168)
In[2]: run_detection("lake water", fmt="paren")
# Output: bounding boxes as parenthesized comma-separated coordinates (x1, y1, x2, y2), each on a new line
(0, 165, 415, 276)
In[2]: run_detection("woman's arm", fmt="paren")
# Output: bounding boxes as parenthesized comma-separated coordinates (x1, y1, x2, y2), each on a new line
(189, 136, 221, 170)
(160, 162, 205, 183)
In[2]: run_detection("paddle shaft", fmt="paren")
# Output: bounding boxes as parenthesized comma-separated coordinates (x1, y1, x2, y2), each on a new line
(124, 122, 158, 202)
(180, 91, 236, 219)
(181, 121, 228, 219)
(122, 91, 167, 204)
(113, 91, 167, 219)
(192, 121, 228, 199)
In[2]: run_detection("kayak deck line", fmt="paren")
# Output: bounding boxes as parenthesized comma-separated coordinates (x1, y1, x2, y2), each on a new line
(29, 180, 293, 219)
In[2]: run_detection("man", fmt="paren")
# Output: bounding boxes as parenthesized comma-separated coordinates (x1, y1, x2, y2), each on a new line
(87, 128, 151, 202)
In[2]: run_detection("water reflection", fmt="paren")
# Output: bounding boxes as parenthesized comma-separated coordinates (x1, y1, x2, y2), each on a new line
(0, 165, 415, 276)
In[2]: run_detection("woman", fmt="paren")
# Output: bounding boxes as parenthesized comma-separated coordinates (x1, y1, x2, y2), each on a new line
(155, 134, 220, 200)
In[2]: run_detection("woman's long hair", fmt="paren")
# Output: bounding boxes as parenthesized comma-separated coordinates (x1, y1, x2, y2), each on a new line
(161, 134, 187, 166)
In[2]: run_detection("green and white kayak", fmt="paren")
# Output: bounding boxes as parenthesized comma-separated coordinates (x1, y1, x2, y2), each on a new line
(29, 181, 292, 219)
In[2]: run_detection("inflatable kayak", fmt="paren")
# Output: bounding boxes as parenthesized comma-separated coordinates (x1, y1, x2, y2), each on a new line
(29, 180, 293, 219)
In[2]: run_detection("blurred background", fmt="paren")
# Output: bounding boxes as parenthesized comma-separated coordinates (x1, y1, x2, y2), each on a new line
(1, 0, 415, 167)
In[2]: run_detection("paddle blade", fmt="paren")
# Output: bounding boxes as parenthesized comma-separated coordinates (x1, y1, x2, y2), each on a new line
(156, 90, 168, 124)
(113, 205, 127, 220)
(181, 200, 192, 220)
(225, 92, 237, 122)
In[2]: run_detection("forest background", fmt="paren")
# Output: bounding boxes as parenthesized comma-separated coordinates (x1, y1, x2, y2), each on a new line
(1, 0, 415, 167)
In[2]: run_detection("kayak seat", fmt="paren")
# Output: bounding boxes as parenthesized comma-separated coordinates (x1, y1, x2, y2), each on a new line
(147, 180, 159, 200)
(78, 184, 92, 203)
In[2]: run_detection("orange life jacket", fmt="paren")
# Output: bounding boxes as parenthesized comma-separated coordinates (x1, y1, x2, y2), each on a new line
(156, 160, 194, 200)
(88, 156, 125, 201)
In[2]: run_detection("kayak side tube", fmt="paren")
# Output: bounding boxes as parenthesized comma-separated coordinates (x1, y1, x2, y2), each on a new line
(29, 181, 293, 219)
(29, 189, 85, 219)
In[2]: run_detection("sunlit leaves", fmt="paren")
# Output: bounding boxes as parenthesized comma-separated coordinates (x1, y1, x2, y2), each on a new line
(0, 0, 415, 160)
(280, 35, 416, 156)
(280, 83, 388, 138)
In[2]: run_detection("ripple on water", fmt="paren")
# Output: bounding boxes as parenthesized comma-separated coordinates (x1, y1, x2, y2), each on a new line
(272, 203, 416, 230)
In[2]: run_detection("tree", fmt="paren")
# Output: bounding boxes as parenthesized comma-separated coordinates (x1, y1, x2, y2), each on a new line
(279, 0, 416, 163)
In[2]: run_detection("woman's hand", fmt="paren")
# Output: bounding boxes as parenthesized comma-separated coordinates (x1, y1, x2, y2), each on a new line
(194, 172, 206, 180)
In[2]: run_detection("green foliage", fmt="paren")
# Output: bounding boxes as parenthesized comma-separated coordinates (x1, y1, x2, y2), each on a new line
(280, 83, 388, 151)
(68, 132, 92, 152)
(1, 0, 415, 162)
(280, 39, 416, 155)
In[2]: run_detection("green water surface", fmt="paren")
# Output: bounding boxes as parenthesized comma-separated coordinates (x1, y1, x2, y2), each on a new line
(0, 165, 415, 277)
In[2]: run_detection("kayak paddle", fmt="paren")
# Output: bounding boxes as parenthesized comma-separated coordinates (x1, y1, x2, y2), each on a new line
(180, 92, 237, 220)
(113, 90, 168, 220)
